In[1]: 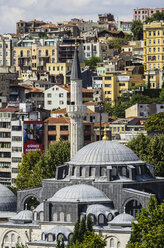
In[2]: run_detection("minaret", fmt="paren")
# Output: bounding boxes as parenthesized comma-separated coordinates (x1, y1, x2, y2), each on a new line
(67, 45, 86, 158)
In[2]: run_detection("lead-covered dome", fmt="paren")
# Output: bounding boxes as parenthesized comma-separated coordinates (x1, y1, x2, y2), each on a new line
(0, 183, 16, 212)
(48, 184, 110, 203)
(69, 141, 140, 165)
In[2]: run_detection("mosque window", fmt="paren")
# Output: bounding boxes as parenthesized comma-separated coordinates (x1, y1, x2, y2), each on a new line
(117, 241, 121, 248)
(53, 213, 58, 221)
(40, 211, 44, 221)
(126, 200, 142, 217)
(98, 214, 105, 225)
(17, 237, 21, 244)
(100, 167, 106, 176)
(107, 213, 113, 221)
(57, 233, 64, 242)
(110, 238, 114, 248)
(60, 212, 65, 222)
(34, 211, 37, 221)
(42, 233, 46, 241)
(4, 235, 9, 243)
(80, 167, 85, 177)
(112, 167, 117, 177)
(66, 214, 71, 222)
(121, 167, 127, 177)
(89, 167, 95, 177)
(48, 233, 54, 242)
(11, 234, 15, 242)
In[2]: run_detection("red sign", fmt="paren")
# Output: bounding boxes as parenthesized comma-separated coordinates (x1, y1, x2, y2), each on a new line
(23, 121, 43, 154)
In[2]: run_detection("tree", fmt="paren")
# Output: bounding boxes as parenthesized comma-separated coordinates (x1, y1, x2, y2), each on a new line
(16, 140, 70, 189)
(79, 216, 87, 242)
(16, 150, 41, 189)
(84, 57, 101, 67)
(144, 112, 164, 132)
(131, 20, 143, 40)
(127, 197, 164, 248)
(71, 219, 80, 245)
(70, 232, 106, 248)
(86, 214, 93, 232)
(145, 11, 164, 24)
(127, 134, 164, 177)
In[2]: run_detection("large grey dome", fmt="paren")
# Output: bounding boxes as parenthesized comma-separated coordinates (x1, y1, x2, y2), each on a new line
(0, 184, 17, 212)
(48, 184, 110, 203)
(10, 210, 33, 222)
(69, 141, 140, 165)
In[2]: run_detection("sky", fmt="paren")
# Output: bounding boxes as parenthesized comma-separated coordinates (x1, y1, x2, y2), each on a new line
(0, 0, 163, 34)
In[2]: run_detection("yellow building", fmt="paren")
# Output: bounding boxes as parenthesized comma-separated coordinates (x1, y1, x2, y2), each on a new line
(102, 73, 144, 105)
(143, 21, 164, 72)
(13, 40, 58, 77)
(46, 62, 85, 84)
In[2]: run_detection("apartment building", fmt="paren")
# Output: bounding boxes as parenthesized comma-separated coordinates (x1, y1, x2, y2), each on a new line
(44, 85, 93, 110)
(143, 21, 164, 72)
(125, 103, 164, 118)
(102, 73, 144, 105)
(133, 8, 164, 22)
(16, 20, 47, 34)
(117, 21, 132, 35)
(13, 38, 58, 74)
(43, 116, 94, 151)
(83, 42, 110, 60)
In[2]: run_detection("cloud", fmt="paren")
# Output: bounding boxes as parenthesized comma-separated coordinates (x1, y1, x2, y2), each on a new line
(0, 0, 163, 33)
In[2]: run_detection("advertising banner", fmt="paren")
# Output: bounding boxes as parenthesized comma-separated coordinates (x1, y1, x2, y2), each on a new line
(23, 121, 43, 154)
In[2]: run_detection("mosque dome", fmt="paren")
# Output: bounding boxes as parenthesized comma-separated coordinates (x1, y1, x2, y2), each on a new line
(44, 225, 72, 237)
(86, 204, 113, 216)
(33, 202, 44, 212)
(110, 212, 136, 225)
(0, 184, 16, 212)
(10, 210, 33, 223)
(48, 184, 110, 203)
(69, 141, 141, 165)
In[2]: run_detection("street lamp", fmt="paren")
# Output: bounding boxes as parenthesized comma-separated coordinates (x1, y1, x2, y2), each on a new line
(98, 101, 104, 141)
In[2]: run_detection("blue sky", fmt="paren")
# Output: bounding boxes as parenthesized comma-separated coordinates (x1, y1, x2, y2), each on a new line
(0, 0, 163, 34)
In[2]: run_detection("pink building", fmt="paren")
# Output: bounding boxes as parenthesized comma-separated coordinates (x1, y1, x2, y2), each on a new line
(133, 8, 164, 22)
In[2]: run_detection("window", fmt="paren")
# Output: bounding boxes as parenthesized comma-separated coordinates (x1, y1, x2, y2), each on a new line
(59, 93, 63, 97)
(153, 31, 156, 36)
(12, 157, 22, 163)
(12, 147, 22, 152)
(60, 125, 68, 131)
(12, 126, 22, 131)
(0, 162, 10, 168)
(158, 47, 160, 52)
(48, 135, 56, 141)
(47, 93, 51, 98)
(105, 91, 111, 94)
(45, 50, 48, 56)
(48, 125, 56, 131)
(153, 39, 155, 44)
(110, 238, 114, 248)
(0, 132, 10, 138)
(119, 83, 125, 86)
(52, 58, 55, 63)
(38, 50, 41, 56)
(149, 48, 151, 52)
(149, 31, 151, 36)
(12, 136, 22, 141)
(105, 76, 111, 80)
(59, 101, 64, 105)
(98, 214, 105, 225)
(27, 50, 30, 56)
(158, 39, 160, 44)
(47, 101, 52, 105)
(149, 39, 151, 44)
(12, 168, 18, 173)
(52, 49, 55, 55)
(105, 84, 111, 87)
(0, 152, 11, 158)
(48, 234, 53, 242)
(153, 48, 156, 52)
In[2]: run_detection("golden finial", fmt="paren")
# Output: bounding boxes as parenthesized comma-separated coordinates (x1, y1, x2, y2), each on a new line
(102, 126, 109, 141)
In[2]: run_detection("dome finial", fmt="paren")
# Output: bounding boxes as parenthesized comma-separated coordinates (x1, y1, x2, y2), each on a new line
(102, 126, 109, 141)
(123, 206, 126, 214)
(25, 203, 28, 210)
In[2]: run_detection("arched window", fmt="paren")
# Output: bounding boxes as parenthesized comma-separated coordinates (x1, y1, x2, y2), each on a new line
(89, 214, 95, 224)
(60, 212, 64, 222)
(126, 200, 142, 217)
(42, 233, 46, 241)
(53, 213, 58, 221)
(33, 211, 38, 221)
(98, 214, 105, 225)
(72, 166, 75, 176)
(100, 167, 106, 176)
(66, 214, 71, 222)
(4, 235, 9, 243)
(48, 233, 54, 242)
(80, 167, 85, 177)
(122, 167, 127, 177)
(89, 167, 95, 176)
(107, 213, 113, 222)
(112, 167, 117, 177)
(117, 241, 121, 248)
(40, 211, 44, 221)
(110, 238, 114, 248)
(57, 233, 64, 242)
(11, 233, 15, 242)
(17, 236, 21, 244)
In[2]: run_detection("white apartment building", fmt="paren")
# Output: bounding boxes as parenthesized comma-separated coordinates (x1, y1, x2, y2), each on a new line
(83, 42, 110, 60)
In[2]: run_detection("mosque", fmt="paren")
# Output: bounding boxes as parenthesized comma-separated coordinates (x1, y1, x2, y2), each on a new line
(0, 46, 164, 248)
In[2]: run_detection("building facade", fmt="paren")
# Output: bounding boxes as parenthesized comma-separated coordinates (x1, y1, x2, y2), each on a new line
(133, 8, 164, 22)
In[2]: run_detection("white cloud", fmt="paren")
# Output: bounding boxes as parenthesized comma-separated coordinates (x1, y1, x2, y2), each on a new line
(0, 0, 163, 33)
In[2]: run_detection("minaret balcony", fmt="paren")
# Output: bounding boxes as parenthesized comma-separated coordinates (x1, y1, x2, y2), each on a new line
(67, 105, 86, 117)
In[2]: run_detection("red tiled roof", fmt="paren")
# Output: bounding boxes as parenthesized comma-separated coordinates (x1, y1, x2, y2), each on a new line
(84, 102, 98, 106)
(0, 107, 19, 112)
(51, 107, 95, 114)
(57, 85, 93, 93)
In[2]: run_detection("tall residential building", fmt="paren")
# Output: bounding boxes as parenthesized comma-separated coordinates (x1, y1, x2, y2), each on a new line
(67, 47, 86, 158)
(143, 22, 164, 72)
(133, 8, 164, 22)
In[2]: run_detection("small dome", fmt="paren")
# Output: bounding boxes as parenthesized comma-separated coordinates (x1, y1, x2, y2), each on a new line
(69, 141, 140, 165)
(86, 204, 113, 216)
(0, 184, 16, 212)
(34, 203, 44, 212)
(48, 184, 110, 203)
(44, 225, 72, 237)
(110, 212, 135, 225)
(10, 210, 33, 222)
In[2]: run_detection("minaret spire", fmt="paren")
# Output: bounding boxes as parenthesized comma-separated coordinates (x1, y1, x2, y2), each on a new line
(67, 44, 86, 158)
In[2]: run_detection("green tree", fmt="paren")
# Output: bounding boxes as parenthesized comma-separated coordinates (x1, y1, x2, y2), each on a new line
(70, 232, 106, 248)
(86, 214, 93, 232)
(84, 57, 101, 67)
(16, 140, 70, 189)
(144, 112, 164, 132)
(131, 20, 143, 40)
(71, 219, 80, 245)
(145, 11, 164, 24)
(16, 150, 41, 189)
(79, 216, 87, 242)
(127, 197, 164, 248)
(127, 134, 164, 177)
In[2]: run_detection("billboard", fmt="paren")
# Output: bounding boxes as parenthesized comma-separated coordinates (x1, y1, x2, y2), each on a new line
(23, 121, 43, 154)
